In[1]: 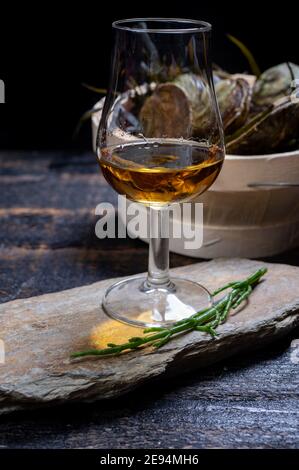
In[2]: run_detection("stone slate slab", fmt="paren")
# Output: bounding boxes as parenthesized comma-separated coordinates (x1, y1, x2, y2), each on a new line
(1, 258, 299, 415)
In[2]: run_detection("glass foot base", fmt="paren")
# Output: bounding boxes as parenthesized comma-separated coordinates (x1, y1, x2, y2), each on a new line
(102, 275, 213, 328)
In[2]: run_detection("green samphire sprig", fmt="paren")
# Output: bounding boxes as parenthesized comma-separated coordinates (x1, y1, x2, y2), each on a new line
(71, 268, 267, 359)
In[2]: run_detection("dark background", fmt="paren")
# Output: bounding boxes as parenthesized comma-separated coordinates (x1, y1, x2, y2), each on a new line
(0, 2, 298, 150)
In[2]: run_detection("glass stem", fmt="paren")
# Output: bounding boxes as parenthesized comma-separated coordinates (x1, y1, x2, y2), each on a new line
(145, 206, 175, 291)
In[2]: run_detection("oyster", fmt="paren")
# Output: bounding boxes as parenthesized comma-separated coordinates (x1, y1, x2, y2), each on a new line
(139, 73, 203, 139)
(139, 73, 253, 139)
(137, 62, 299, 154)
(226, 95, 299, 155)
(215, 77, 253, 134)
(253, 62, 299, 106)
(139, 82, 192, 138)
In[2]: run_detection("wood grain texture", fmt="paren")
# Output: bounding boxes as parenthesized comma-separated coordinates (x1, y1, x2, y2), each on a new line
(0, 151, 194, 303)
(0, 335, 298, 449)
(0, 151, 298, 449)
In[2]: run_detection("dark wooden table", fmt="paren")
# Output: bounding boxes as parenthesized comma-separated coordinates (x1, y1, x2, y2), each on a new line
(0, 151, 298, 449)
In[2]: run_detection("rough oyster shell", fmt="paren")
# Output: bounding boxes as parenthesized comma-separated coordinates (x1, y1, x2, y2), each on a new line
(226, 95, 299, 155)
(253, 62, 299, 106)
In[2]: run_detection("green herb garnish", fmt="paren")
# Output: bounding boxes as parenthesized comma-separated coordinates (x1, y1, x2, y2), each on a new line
(71, 268, 267, 359)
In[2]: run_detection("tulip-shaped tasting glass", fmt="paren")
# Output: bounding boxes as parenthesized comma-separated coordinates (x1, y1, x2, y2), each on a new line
(97, 18, 225, 327)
